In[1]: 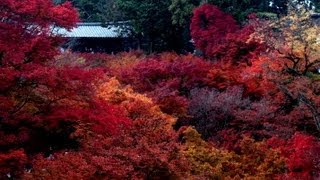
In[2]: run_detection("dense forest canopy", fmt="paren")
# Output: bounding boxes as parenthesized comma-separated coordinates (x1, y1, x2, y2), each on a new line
(52, 0, 320, 52)
(1, 0, 320, 179)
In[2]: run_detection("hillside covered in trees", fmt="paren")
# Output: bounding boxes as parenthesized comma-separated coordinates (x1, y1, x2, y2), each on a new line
(55, 0, 320, 53)
(1, 0, 320, 179)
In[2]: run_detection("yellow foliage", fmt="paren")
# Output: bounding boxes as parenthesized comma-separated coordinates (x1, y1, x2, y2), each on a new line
(181, 127, 286, 179)
(181, 127, 234, 179)
(265, 5, 320, 74)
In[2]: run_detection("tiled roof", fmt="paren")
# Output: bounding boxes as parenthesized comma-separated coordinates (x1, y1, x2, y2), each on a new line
(54, 22, 130, 38)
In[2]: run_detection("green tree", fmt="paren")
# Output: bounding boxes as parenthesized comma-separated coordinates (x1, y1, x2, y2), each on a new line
(169, 0, 200, 27)
(100, 0, 124, 22)
(208, 0, 320, 21)
(73, 0, 124, 22)
(54, 0, 124, 22)
(207, 0, 283, 22)
(116, 0, 186, 52)
(168, 0, 286, 25)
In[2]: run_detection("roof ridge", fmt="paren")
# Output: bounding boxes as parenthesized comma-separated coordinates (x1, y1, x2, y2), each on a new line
(77, 21, 130, 26)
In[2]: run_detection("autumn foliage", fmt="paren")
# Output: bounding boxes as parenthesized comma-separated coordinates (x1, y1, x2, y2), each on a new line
(0, 0, 129, 178)
(190, 4, 264, 64)
(1, 1, 320, 179)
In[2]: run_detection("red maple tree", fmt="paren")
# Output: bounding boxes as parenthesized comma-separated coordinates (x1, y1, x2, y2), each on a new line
(0, 1, 130, 178)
